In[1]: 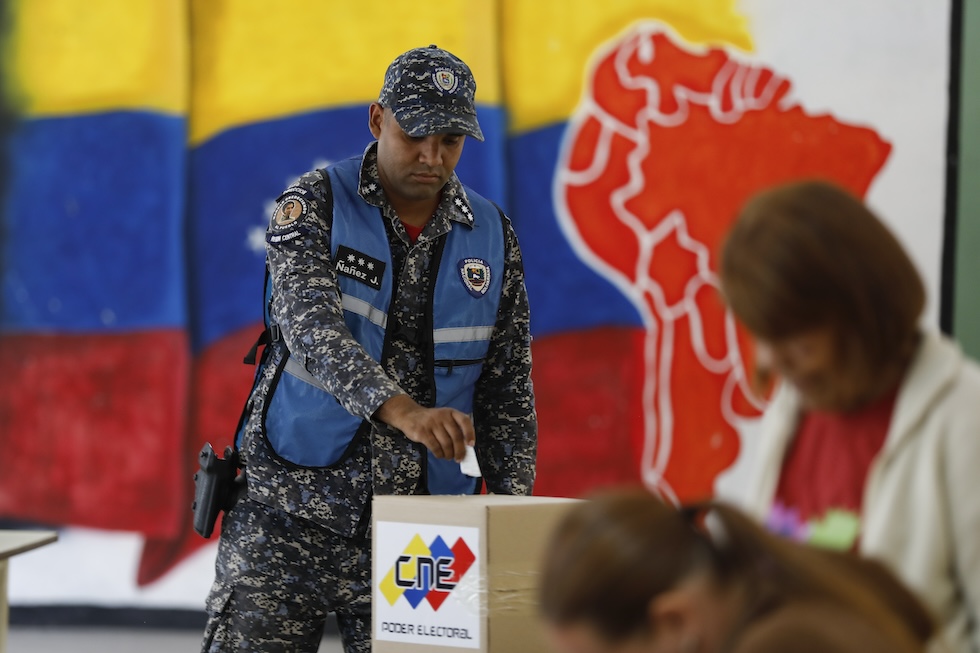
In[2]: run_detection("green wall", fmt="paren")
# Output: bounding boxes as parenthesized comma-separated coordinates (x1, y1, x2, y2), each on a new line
(954, 0, 980, 357)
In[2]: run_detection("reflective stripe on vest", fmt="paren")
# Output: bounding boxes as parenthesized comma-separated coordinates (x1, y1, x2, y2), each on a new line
(434, 326, 495, 343)
(343, 294, 387, 330)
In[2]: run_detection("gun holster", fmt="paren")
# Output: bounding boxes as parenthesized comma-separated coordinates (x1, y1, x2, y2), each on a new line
(191, 443, 244, 538)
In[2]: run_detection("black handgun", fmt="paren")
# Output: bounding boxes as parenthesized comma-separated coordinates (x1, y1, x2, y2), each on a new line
(192, 443, 241, 538)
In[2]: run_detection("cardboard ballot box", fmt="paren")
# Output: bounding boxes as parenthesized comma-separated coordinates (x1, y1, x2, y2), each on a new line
(372, 494, 580, 653)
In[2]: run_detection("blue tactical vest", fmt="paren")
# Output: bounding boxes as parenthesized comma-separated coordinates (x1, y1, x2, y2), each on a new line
(259, 157, 504, 495)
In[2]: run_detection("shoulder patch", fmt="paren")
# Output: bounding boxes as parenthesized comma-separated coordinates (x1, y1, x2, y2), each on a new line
(272, 194, 308, 229)
(267, 190, 314, 245)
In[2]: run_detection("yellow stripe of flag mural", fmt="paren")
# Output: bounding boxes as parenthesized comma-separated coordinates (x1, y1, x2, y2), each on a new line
(2, 0, 187, 116)
(0, 0, 754, 138)
(189, 0, 502, 145)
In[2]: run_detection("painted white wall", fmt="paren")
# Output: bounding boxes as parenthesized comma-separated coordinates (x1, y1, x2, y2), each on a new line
(739, 0, 951, 327)
(9, 530, 216, 610)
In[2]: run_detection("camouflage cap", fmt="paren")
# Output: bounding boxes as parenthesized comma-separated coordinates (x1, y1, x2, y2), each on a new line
(378, 45, 484, 142)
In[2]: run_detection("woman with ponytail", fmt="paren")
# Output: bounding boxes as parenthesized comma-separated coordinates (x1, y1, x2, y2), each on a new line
(539, 487, 934, 653)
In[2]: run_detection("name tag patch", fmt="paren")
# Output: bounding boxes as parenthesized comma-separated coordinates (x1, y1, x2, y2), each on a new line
(459, 258, 491, 298)
(336, 245, 385, 290)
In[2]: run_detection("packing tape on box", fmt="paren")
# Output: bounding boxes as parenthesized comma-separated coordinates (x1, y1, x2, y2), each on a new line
(450, 565, 541, 617)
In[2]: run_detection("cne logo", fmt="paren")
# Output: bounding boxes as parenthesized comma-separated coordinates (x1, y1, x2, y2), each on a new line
(379, 533, 476, 610)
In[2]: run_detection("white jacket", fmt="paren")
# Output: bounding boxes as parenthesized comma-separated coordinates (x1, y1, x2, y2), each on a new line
(738, 330, 980, 653)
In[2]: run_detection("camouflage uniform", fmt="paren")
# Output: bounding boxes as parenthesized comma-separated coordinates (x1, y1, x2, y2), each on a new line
(202, 132, 537, 652)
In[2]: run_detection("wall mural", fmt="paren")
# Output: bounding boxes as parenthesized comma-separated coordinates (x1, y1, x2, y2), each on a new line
(549, 24, 890, 503)
(0, 0, 951, 614)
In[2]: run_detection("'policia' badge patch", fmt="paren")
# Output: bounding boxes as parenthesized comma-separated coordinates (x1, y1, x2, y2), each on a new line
(336, 245, 385, 291)
(458, 258, 490, 298)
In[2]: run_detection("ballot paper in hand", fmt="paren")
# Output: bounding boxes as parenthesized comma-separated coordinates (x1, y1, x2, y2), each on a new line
(460, 444, 482, 477)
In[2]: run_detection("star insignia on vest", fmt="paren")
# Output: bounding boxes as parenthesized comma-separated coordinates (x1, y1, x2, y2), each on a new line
(454, 196, 473, 220)
(458, 258, 491, 298)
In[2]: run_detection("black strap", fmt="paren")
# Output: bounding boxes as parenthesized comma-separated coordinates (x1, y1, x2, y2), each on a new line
(315, 166, 335, 230)
(242, 325, 277, 365)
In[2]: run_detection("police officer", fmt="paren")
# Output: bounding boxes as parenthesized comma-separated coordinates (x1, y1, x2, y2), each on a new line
(201, 45, 537, 653)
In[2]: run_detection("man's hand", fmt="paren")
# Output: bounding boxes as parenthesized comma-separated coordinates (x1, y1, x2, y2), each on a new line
(375, 394, 475, 462)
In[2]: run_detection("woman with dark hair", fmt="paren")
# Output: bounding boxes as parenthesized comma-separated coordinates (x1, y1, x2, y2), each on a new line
(719, 180, 980, 653)
(539, 487, 933, 653)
